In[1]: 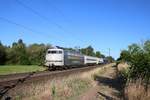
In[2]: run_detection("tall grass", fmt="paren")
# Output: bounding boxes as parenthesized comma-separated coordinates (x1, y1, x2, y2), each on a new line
(124, 79, 150, 100)
(7, 64, 114, 100)
(117, 63, 150, 100)
(9, 74, 92, 100)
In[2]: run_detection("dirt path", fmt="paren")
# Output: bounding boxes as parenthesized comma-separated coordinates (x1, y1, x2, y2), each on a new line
(79, 65, 124, 100)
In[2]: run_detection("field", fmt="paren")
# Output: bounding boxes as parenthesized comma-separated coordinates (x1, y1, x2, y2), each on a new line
(0, 65, 46, 75)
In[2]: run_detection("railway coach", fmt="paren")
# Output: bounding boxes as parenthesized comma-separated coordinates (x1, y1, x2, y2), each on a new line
(45, 48, 104, 69)
(84, 56, 99, 65)
(84, 56, 104, 65)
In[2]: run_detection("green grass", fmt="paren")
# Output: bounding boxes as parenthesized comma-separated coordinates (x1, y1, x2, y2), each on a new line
(0, 65, 46, 75)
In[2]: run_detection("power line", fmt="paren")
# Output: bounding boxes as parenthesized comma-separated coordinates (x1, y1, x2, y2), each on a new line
(16, 0, 68, 32)
(0, 16, 52, 39)
(0, 17, 38, 34)
(16, 0, 90, 44)
(46, 0, 73, 23)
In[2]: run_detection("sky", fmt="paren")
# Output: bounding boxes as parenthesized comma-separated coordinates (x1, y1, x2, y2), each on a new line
(0, 0, 150, 59)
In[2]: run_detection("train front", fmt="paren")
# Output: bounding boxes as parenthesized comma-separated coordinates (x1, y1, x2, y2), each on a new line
(45, 49, 64, 68)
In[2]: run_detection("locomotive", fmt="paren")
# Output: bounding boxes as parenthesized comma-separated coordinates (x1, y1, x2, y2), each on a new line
(45, 47, 104, 70)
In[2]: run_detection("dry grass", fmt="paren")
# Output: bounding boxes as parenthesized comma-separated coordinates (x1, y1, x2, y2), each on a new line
(117, 62, 129, 72)
(125, 79, 150, 100)
(7, 64, 114, 100)
(117, 63, 150, 100)
(10, 75, 91, 100)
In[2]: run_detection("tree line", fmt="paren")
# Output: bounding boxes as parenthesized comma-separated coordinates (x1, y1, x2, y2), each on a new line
(0, 39, 114, 65)
(0, 39, 51, 65)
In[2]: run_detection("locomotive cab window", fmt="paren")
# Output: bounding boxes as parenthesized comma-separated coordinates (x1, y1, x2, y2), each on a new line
(47, 51, 51, 54)
(47, 51, 56, 54)
(47, 50, 62, 54)
(59, 51, 62, 53)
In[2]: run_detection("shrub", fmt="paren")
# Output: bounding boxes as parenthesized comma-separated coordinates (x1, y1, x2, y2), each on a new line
(119, 40, 150, 86)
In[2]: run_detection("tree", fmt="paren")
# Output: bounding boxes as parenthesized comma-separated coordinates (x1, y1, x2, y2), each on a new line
(120, 50, 131, 62)
(27, 43, 51, 65)
(86, 46, 95, 56)
(80, 46, 105, 57)
(81, 45, 95, 56)
(144, 40, 150, 53)
(95, 51, 101, 58)
(105, 56, 115, 63)
(80, 48, 86, 55)
(0, 42, 6, 64)
(5, 46, 14, 64)
(6, 39, 29, 65)
(100, 54, 105, 58)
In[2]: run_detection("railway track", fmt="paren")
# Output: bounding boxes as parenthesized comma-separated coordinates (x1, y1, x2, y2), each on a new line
(0, 65, 106, 91)
(0, 64, 106, 99)
(0, 64, 109, 100)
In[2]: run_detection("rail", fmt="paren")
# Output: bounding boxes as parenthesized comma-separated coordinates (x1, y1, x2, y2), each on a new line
(0, 64, 106, 99)
(0, 72, 36, 100)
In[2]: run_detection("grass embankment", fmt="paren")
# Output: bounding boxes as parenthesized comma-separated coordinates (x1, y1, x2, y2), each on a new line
(117, 63, 150, 100)
(8, 64, 113, 100)
(0, 65, 46, 75)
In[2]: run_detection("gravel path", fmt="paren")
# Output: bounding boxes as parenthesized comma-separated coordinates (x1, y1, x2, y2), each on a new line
(79, 65, 124, 100)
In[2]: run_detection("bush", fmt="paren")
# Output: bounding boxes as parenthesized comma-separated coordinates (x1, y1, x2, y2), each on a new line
(119, 40, 150, 82)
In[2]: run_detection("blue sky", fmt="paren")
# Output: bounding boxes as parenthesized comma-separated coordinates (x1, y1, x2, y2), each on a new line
(0, 0, 150, 59)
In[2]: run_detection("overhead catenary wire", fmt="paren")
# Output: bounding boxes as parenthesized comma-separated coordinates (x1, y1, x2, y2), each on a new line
(0, 16, 52, 39)
(1, 0, 90, 48)
(15, 0, 86, 43)
(0, 17, 39, 34)
(46, 0, 73, 23)
(16, 0, 68, 32)
(0, 16, 106, 56)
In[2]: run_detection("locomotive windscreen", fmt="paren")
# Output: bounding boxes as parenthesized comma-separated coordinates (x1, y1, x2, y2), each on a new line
(47, 50, 62, 54)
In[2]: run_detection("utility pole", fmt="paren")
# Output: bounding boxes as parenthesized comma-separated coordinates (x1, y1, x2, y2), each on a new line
(108, 48, 110, 57)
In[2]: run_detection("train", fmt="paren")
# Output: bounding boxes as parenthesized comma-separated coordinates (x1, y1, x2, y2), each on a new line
(44, 47, 104, 70)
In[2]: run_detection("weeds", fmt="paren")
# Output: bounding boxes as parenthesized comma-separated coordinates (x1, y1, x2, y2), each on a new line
(7, 64, 113, 100)
(117, 63, 150, 100)
(51, 84, 56, 98)
(125, 79, 150, 100)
